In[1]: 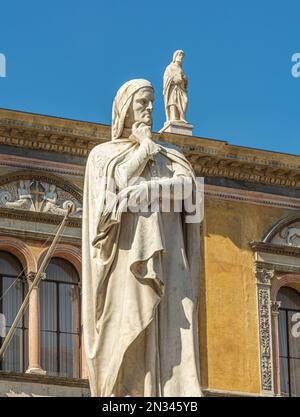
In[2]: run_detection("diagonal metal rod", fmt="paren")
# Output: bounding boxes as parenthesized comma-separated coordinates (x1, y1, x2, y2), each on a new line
(0, 207, 71, 360)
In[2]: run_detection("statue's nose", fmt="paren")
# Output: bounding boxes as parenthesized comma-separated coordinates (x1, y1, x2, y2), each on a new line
(147, 101, 153, 112)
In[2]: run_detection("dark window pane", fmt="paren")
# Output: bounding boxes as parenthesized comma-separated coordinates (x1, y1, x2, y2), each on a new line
(40, 281, 57, 331)
(2, 327, 23, 372)
(278, 287, 300, 310)
(279, 356, 289, 396)
(290, 359, 300, 397)
(2, 277, 23, 327)
(41, 331, 57, 376)
(59, 284, 79, 333)
(60, 333, 79, 378)
(288, 311, 300, 359)
(23, 328, 29, 372)
(40, 258, 80, 378)
(0, 252, 26, 374)
(0, 251, 22, 276)
(279, 310, 288, 357)
(278, 286, 300, 396)
(45, 258, 78, 283)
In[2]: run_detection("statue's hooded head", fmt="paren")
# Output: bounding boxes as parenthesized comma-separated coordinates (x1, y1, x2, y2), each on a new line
(172, 50, 185, 64)
(111, 79, 153, 140)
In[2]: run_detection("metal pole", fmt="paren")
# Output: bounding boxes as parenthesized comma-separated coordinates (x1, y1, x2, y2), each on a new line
(0, 207, 71, 360)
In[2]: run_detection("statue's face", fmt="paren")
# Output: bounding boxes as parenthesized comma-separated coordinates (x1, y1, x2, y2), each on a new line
(125, 87, 154, 128)
(175, 51, 184, 64)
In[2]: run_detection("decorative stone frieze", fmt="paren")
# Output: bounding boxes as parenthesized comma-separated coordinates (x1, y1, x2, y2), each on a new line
(0, 180, 81, 217)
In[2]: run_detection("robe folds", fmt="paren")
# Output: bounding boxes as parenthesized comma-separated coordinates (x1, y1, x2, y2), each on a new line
(82, 138, 202, 397)
(163, 63, 188, 120)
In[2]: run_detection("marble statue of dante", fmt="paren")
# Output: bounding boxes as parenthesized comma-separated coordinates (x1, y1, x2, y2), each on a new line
(163, 50, 188, 123)
(82, 79, 202, 397)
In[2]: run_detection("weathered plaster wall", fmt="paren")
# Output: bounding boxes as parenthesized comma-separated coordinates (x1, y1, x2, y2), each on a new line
(200, 197, 292, 393)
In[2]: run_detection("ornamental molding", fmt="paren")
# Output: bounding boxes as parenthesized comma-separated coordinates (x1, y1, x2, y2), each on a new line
(0, 154, 84, 177)
(0, 170, 82, 201)
(0, 173, 82, 218)
(0, 207, 81, 228)
(2, 110, 300, 189)
(26, 271, 46, 288)
(0, 117, 107, 158)
(257, 286, 274, 393)
(0, 226, 81, 247)
(254, 266, 275, 394)
(189, 156, 300, 188)
(255, 266, 275, 286)
(252, 213, 300, 396)
(271, 300, 281, 314)
(205, 185, 300, 211)
(0, 180, 81, 217)
(250, 214, 300, 254)
(250, 241, 300, 258)
(255, 260, 300, 275)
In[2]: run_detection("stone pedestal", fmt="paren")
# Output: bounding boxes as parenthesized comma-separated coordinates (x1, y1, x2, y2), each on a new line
(159, 120, 193, 136)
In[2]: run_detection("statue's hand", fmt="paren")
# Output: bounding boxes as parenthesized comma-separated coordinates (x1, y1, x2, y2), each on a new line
(129, 122, 152, 143)
(130, 122, 160, 156)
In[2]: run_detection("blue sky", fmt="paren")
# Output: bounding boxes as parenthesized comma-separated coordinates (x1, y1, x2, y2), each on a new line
(0, 0, 299, 155)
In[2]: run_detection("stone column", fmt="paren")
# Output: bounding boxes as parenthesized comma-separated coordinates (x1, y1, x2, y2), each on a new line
(271, 300, 282, 396)
(255, 266, 275, 396)
(26, 272, 46, 375)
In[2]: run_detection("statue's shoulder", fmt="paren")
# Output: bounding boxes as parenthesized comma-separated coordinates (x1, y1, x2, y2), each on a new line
(88, 141, 126, 165)
(163, 63, 175, 80)
(164, 63, 177, 75)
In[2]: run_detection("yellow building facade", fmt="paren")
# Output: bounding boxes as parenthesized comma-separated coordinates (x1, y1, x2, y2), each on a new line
(0, 109, 299, 396)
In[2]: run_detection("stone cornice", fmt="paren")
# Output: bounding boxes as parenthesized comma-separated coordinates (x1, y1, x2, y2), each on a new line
(255, 260, 300, 274)
(0, 371, 89, 388)
(205, 184, 300, 210)
(0, 109, 107, 157)
(1, 108, 300, 189)
(250, 241, 300, 257)
(0, 226, 81, 247)
(0, 153, 84, 177)
(0, 207, 81, 228)
(202, 388, 261, 397)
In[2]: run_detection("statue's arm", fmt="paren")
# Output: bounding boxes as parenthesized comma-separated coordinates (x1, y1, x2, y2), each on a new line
(148, 160, 194, 200)
(115, 138, 160, 188)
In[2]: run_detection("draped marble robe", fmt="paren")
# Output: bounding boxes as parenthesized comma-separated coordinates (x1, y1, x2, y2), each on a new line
(82, 80, 201, 397)
(163, 51, 188, 122)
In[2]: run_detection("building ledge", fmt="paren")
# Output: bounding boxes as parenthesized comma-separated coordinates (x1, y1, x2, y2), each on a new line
(0, 371, 89, 389)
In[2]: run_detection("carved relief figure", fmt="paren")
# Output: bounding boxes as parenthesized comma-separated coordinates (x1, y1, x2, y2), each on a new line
(5, 180, 33, 210)
(41, 183, 75, 215)
(82, 79, 201, 397)
(163, 50, 188, 123)
(281, 227, 300, 246)
(0, 180, 81, 216)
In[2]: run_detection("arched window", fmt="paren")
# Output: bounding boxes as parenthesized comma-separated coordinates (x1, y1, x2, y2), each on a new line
(278, 286, 300, 396)
(40, 257, 80, 378)
(0, 251, 28, 372)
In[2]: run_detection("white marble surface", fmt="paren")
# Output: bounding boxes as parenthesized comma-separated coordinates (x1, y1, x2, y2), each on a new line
(82, 79, 201, 397)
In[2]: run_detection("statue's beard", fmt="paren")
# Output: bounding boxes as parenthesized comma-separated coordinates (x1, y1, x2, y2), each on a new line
(137, 115, 152, 128)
